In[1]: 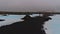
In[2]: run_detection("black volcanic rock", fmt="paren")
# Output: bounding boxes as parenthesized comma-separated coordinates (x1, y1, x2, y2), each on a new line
(0, 15, 51, 34)
(0, 19, 5, 21)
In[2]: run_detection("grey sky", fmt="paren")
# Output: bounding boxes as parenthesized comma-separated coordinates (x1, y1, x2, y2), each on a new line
(0, 0, 60, 11)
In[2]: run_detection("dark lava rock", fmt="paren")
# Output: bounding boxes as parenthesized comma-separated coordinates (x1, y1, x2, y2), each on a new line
(0, 15, 51, 34)
(0, 19, 5, 21)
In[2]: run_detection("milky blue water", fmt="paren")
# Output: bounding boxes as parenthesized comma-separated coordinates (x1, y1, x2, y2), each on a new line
(45, 15, 60, 34)
(0, 14, 60, 34)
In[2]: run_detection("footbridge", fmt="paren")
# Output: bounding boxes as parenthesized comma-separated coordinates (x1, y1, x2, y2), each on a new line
(0, 10, 60, 15)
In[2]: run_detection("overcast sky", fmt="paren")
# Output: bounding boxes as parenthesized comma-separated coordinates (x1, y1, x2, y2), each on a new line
(0, 0, 60, 11)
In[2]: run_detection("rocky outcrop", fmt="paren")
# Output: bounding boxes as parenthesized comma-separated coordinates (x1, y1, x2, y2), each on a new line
(0, 15, 51, 34)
